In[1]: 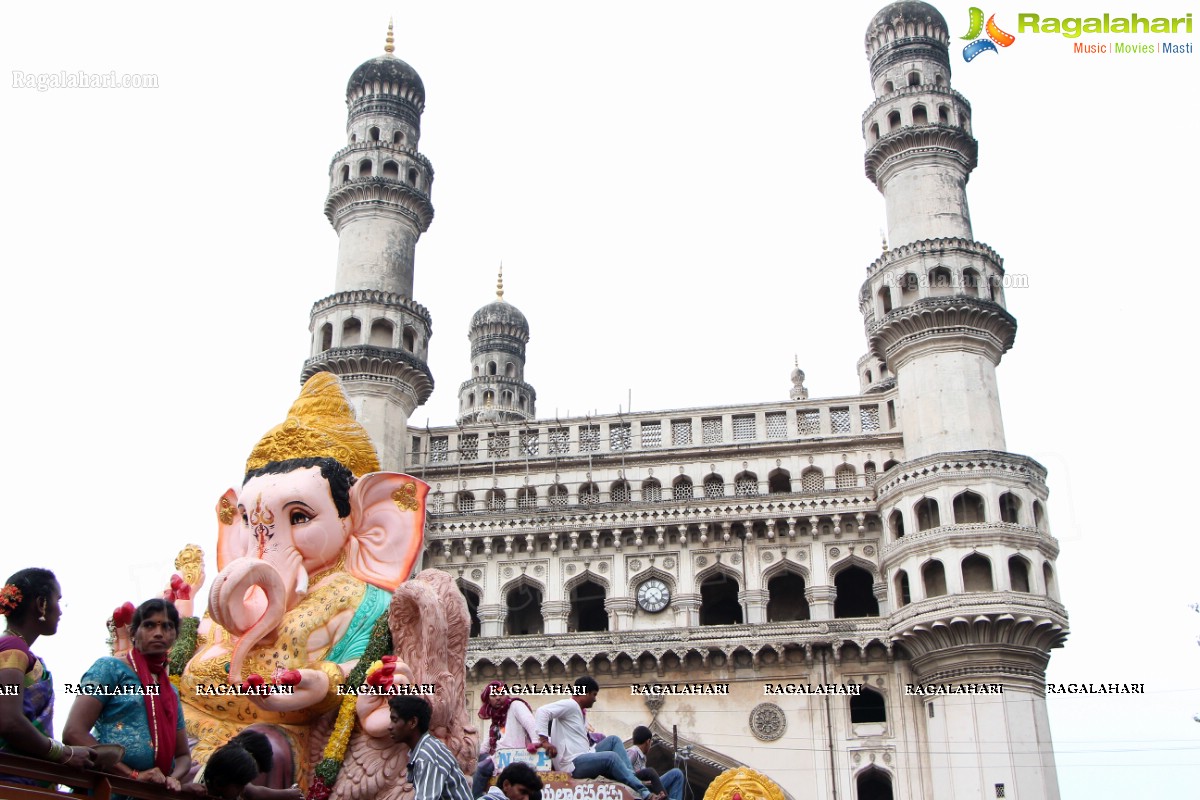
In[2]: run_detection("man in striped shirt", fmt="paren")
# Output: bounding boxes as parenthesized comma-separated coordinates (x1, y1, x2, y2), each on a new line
(389, 695, 474, 800)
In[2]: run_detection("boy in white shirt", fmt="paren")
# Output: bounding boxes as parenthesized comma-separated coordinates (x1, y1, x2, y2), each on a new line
(533, 677, 663, 800)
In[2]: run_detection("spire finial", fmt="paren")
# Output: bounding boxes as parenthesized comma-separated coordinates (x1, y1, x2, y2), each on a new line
(496, 263, 505, 301)
(385, 19, 395, 54)
(880, 229, 889, 253)
(794, 354, 799, 369)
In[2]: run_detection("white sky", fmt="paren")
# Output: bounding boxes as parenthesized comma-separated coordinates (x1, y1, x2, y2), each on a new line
(1, 2, 1196, 797)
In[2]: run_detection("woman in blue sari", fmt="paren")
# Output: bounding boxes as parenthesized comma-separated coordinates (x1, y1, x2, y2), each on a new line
(64, 598, 192, 794)
(0, 568, 96, 786)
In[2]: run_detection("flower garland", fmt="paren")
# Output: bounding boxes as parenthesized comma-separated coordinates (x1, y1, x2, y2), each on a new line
(168, 616, 199, 676)
(307, 613, 393, 800)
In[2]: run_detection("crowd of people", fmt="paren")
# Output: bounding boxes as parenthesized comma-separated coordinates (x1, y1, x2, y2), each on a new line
(1, 569, 687, 800)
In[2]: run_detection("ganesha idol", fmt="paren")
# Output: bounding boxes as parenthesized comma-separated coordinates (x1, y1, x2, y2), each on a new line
(181, 373, 473, 794)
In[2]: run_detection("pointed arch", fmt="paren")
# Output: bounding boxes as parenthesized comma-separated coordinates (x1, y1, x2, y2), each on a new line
(628, 566, 678, 598)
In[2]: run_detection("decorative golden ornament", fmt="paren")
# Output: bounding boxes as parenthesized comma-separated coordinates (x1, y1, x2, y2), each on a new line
(245, 373, 381, 478)
(217, 495, 237, 525)
(392, 483, 418, 512)
(702, 768, 786, 800)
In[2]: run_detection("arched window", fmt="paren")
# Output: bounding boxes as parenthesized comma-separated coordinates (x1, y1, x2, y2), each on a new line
(673, 476, 694, 501)
(1033, 500, 1046, 531)
(963, 268, 982, 296)
(850, 687, 887, 723)
(882, 459, 899, 471)
(911, 104, 928, 125)
(703, 474, 725, 498)
(505, 362, 516, 377)
(382, 160, 400, 179)
(569, 580, 608, 633)
(935, 74, 945, 86)
(340, 164, 350, 183)
(868, 122, 880, 144)
(342, 317, 362, 346)
(894, 570, 911, 607)
(408, 167, 419, 186)
(548, 484, 568, 507)
(766, 572, 809, 622)
(962, 554, 993, 592)
(579, 483, 600, 505)
(505, 583, 543, 635)
(641, 479, 662, 502)
(369, 319, 393, 347)
(922, 560, 947, 597)
(915, 498, 941, 530)
(487, 361, 498, 376)
(699, 573, 742, 625)
(856, 766, 894, 800)
(889, 510, 905, 539)
(883, 80, 894, 93)
(929, 266, 953, 296)
(878, 286, 893, 314)
(953, 491, 986, 523)
(938, 104, 950, 124)
(402, 326, 417, 352)
(734, 471, 758, 497)
(1043, 562, 1058, 599)
(610, 480, 631, 503)
(887, 110, 902, 131)
(393, 130, 404, 144)
(801, 468, 824, 492)
(999, 492, 1021, 524)
(486, 489, 506, 513)
(456, 491, 475, 513)
(319, 323, 333, 352)
(961, 112, 972, 134)
(459, 584, 481, 637)
(517, 487, 537, 510)
(900, 272, 919, 302)
(768, 469, 791, 494)
(1008, 556, 1031, 592)
(835, 464, 857, 489)
(369, 126, 380, 142)
(908, 71, 921, 86)
(834, 566, 879, 618)
(864, 462, 878, 484)
(358, 159, 372, 177)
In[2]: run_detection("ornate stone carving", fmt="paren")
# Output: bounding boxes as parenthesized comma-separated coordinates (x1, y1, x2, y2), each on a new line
(829, 547, 841, 558)
(749, 703, 787, 742)
(762, 552, 775, 563)
(863, 545, 875, 556)
(502, 566, 514, 579)
(732, 554, 742, 565)
(663, 557, 676, 569)
(566, 563, 577, 575)
(534, 565, 544, 576)
(599, 562, 609, 573)
(629, 558, 643, 572)
(697, 556, 708, 567)
(471, 568, 483, 581)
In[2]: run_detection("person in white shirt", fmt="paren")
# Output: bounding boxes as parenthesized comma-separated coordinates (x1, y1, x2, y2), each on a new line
(626, 726, 684, 800)
(475, 681, 541, 797)
(533, 676, 663, 800)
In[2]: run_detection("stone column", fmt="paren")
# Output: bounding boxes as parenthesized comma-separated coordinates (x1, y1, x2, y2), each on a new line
(807, 585, 835, 621)
(542, 601, 569, 634)
(478, 604, 504, 638)
(740, 589, 769, 624)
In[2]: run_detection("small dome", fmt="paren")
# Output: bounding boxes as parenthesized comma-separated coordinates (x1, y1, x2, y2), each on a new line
(867, 1, 948, 39)
(470, 299, 529, 333)
(346, 55, 425, 100)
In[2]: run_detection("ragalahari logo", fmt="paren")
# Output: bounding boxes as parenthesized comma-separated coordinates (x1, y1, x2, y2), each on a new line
(961, 8, 1016, 61)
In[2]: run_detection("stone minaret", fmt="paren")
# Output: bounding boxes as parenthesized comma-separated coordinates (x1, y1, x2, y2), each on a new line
(303, 23, 435, 470)
(457, 267, 537, 425)
(861, 4, 1067, 799)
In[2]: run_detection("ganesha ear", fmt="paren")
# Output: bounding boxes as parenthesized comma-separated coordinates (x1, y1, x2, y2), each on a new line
(215, 488, 247, 572)
(347, 473, 429, 592)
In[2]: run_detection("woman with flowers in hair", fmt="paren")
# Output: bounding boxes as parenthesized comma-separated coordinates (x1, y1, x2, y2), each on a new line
(473, 682, 539, 798)
(0, 568, 96, 785)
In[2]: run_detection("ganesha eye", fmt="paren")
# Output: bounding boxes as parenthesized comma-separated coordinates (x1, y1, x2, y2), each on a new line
(290, 510, 312, 525)
(241, 512, 249, 525)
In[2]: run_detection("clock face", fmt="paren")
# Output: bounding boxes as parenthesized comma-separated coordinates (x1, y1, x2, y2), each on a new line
(637, 579, 670, 613)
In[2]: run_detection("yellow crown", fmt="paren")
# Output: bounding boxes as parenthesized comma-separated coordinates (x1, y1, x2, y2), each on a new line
(245, 373, 381, 477)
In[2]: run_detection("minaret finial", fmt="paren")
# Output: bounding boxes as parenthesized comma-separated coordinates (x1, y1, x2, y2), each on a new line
(496, 263, 505, 301)
(794, 354, 799, 369)
(385, 19, 395, 54)
(880, 229, 889, 253)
